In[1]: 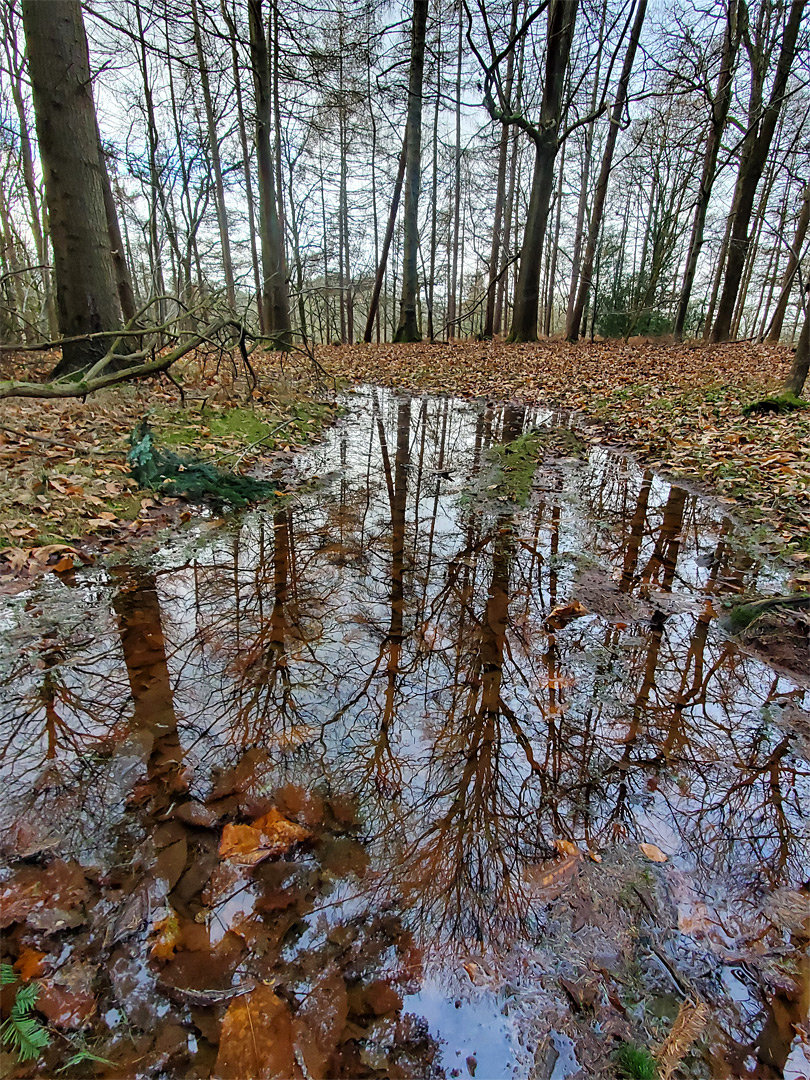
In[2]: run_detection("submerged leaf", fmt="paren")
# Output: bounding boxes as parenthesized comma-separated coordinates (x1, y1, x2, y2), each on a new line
(215, 984, 301, 1080)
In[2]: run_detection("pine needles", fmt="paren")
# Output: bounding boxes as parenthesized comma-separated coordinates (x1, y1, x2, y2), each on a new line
(128, 419, 278, 508)
(655, 999, 709, 1080)
(1, 963, 50, 1064)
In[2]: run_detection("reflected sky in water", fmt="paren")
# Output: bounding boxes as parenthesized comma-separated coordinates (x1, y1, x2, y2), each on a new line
(1, 387, 808, 1079)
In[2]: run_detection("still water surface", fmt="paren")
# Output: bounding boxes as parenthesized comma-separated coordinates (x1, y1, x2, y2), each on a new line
(1, 387, 808, 1078)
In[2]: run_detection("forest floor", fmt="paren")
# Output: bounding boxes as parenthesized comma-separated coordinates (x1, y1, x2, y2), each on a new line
(0, 348, 336, 587)
(1, 338, 809, 585)
(326, 338, 810, 558)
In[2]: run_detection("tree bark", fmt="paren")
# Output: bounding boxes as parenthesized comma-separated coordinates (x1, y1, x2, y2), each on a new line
(448, 4, 463, 338)
(364, 135, 408, 342)
(191, 0, 236, 310)
(394, 0, 428, 343)
(767, 183, 810, 341)
(507, 0, 578, 343)
(673, 0, 739, 341)
(22, 0, 122, 376)
(784, 306, 810, 396)
(221, 0, 264, 329)
(248, 0, 291, 344)
(711, 0, 806, 342)
(96, 127, 137, 324)
(565, 0, 647, 342)
(565, 0, 608, 330)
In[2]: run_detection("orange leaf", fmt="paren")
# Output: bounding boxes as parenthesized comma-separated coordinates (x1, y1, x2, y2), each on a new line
(14, 947, 47, 981)
(219, 823, 266, 864)
(150, 909, 182, 961)
(253, 807, 311, 857)
(218, 810, 310, 865)
(639, 842, 668, 863)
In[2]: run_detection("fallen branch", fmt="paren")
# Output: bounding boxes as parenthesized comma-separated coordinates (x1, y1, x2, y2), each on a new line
(0, 318, 235, 401)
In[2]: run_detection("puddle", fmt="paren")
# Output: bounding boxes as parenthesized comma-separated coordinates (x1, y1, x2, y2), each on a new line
(1, 386, 808, 1079)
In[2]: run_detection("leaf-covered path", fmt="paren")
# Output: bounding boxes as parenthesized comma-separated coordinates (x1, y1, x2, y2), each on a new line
(323, 339, 810, 555)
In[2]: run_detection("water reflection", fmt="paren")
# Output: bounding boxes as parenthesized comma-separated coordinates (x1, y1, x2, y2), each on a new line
(1, 387, 808, 1078)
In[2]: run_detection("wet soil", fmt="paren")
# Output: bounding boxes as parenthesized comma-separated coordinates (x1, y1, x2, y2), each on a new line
(1, 387, 808, 1079)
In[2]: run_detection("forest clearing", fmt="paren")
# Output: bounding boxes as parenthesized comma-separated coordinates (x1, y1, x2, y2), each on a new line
(1, 0, 810, 1078)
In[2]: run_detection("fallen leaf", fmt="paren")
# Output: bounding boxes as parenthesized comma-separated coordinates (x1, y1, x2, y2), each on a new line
(544, 600, 588, 632)
(14, 947, 47, 981)
(215, 984, 302, 1080)
(639, 842, 668, 863)
(219, 809, 310, 865)
(524, 853, 583, 900)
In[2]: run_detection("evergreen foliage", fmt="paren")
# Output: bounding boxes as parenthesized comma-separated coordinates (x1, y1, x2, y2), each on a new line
(0, 964, 50, 1064)
(128, 419, 278, 508)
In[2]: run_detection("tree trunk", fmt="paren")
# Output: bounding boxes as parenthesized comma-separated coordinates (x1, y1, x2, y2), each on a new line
(448, 3, 463, 338)
(484, 0, 519, 339)
(711, 0, 806, 342)
(545, 136, 565, 336)
(191, 0, 236, 310)
(21, 0, 122, 376)
(565, 0, 647, 342)
(784, 307, 810, 396)
(221, 0, 264, 329)
(673, 0, 739, 341)
(2, 3, 57, 336)
(565, 0, 608, 329)
(394, 0, 428, 343)
(134, 0, 167, 329)
(508, 0, 578, 344)
(364, 135, 408, 342)
(248, 0, 291, 344)
(427, 18, 442, 341)
(96, 126, 137, 324)
(767, 183, 810, 341)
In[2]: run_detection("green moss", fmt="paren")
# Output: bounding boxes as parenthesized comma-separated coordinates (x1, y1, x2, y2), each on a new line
(614, 1042, 657, 1079)
(742, 392, 808, 416)
(489, 430, 541, 506)
(723, 592, 810, 633)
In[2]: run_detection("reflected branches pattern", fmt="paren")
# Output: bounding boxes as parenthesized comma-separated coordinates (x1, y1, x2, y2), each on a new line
(1, 388, 808, 1077)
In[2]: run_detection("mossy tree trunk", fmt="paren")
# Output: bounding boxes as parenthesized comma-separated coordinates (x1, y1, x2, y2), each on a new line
(784, 310, 810, 396)
(21, 0, 122, 376)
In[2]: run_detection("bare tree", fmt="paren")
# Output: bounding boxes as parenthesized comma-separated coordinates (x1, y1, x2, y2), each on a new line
(248, 0, 291, 344)
(394, 0, 429, 343)
(711, 0, 807, 342)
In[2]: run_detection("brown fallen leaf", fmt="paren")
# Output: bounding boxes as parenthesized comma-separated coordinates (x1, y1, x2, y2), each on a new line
(219, 808, 311, 865)
(639, 842, 668, 863)
(544, 600, 588, 632)
(215, 984, 303, 1080)
(524, 853, 583, 900)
